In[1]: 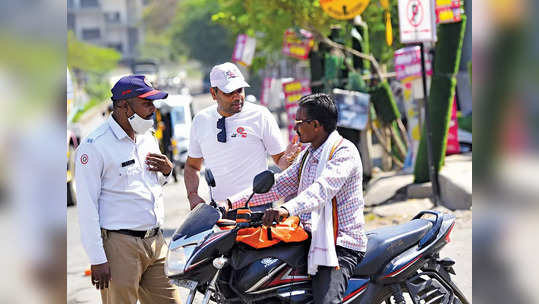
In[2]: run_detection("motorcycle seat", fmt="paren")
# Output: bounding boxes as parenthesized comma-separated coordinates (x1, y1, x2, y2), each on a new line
(354, 219, 432, 276)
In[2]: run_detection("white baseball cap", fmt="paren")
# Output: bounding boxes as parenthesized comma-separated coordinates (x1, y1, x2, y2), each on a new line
(209, 62, 250, 93)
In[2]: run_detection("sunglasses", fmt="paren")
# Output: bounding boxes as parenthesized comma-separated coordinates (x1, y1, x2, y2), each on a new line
(220, 87, 243, 97)
(294, 119, 313, 127)
(217, 116, 226, 143)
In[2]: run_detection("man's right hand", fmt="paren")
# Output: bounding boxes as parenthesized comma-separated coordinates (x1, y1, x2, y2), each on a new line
(188, 193, 206, 210)
(91, 262, 111, 290)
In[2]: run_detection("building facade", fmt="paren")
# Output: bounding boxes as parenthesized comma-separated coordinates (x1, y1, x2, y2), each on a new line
(67, 0, 147, 61)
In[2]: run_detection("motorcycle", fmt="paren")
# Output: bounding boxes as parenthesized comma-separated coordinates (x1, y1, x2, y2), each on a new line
(165, 170, 469, 304)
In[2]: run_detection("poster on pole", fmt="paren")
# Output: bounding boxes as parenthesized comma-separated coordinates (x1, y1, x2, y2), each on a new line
(282, 29, 314, 60)
(394, 46, 432, 80)
(282, 79, 311, 142)
(435, 0, 462, 24)
(232, 34, 256, 66)
(446, 97, 460, 155)
(398, 0, 437, 43)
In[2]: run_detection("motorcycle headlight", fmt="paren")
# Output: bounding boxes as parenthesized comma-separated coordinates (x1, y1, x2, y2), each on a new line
(165, 246, 187, 277)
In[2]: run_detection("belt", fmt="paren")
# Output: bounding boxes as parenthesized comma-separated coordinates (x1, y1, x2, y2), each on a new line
(109, 227, 160, 239)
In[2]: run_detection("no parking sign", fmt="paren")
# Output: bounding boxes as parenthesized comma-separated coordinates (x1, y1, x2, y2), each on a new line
(398, 0, 437, 43)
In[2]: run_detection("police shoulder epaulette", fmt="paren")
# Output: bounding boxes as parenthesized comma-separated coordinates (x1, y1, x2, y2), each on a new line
(86, 124, 108, 143)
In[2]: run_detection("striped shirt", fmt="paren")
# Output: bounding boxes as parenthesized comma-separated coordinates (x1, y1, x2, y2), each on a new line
(229, 138, 367, 252)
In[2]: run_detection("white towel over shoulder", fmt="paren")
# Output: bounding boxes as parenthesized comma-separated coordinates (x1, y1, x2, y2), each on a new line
(301, 130, 342, 275)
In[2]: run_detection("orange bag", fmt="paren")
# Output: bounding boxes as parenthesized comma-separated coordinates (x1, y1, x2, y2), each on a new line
(236, 216, 309, 249)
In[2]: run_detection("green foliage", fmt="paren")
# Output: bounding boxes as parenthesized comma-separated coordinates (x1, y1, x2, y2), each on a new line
(361, 0, 403, 67)
(458, 114, 472, 133)
(414, 16, 467, 183)
(67, 31, 121, 74)
(369, 81, 400, 123)
(208, 0, 403, 70)
(169, 0, 235, 69)
(213, 0, 336, 58)
(414, 76, 456, 183)
(139, 0, 180, 62)
(346, 71, 367, 92)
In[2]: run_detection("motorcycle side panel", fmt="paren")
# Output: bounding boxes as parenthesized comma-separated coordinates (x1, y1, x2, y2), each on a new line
(234, 258, 287, 292)
(230, 241, 308, 270)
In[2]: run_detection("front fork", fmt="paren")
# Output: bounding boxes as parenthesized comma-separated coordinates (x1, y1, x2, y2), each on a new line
(201, 268, 222, 304)
(201, 256, 229, 304)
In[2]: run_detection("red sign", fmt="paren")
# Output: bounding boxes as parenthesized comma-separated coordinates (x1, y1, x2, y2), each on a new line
(282, 79, 311, 141)
(435, 0, 462, 24)
(446, 97, 460, 155)
(282, 29, 314, 60)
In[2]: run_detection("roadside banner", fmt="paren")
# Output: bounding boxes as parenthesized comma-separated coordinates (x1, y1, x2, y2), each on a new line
(435, 0, 462, 24)
(394, 46, 432, 80)
(282, 79, 311, 141)
(282, 29, 314, 60)
(232, 34, 256, 66)
(446, 97, 460, 154)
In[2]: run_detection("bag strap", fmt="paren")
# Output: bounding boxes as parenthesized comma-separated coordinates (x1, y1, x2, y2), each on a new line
(328, 138, 344, 244)
(297, 150, 310, 182)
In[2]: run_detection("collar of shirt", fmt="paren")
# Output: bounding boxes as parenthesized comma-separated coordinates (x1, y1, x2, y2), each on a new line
(307, 144, 323, 163)
(108, 115, 129, 140)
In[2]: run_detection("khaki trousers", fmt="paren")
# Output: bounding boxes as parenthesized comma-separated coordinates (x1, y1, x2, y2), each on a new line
(100, 230, 179, 304)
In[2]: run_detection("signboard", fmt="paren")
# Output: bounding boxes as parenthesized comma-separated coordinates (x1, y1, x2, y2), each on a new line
(282, 79, 311, 142)
(435, 0, 462, 24)
(320, 0, 370, 20)
(282, 29, 314, 60)
(394, 46, 432, 80)
(232, 34, 256, 66)
(333, 89, 370, 130)
(398, 0, 437, 43)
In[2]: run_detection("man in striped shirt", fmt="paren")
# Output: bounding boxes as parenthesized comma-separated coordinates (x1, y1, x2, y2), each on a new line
(226, 93, 367, 304)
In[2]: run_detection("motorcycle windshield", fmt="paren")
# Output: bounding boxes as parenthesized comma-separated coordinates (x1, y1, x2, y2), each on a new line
(172, 203, 220, 241)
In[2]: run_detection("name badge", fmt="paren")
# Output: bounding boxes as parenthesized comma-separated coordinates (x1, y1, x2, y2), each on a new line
(121, 159, 135, 167)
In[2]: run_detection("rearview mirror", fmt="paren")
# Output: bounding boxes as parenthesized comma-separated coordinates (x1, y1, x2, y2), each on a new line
(204, 169, 216, 188)
(253, 170, 274, 194)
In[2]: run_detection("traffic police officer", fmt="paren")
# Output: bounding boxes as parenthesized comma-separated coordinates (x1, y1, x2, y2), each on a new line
(75, 75, 178, 303)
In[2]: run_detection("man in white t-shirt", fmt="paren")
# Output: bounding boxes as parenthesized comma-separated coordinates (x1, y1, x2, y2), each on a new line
(185, 62, 301, 210)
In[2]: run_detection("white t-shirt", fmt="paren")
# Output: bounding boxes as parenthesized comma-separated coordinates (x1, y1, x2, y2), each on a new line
(189, 102, 285, 201)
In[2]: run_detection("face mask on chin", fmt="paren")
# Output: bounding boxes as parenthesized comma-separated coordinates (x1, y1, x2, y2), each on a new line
(128, 112, 154, 134)
(127, 102, 154, 134)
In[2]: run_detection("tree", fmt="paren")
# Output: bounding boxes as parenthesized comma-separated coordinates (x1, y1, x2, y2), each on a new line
(139, 0, 180, 62)
(67, 31, 121, 103)
(67, 31, 121, 74)
(211, 0, 403, 70)
(168, 0, 235, 70)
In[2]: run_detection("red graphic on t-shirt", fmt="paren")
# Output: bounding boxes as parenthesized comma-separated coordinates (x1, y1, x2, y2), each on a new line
(236, 127, 247, 138)
(80, 154, 88, 165)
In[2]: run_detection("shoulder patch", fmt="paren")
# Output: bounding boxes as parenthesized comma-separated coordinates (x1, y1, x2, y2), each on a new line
(86, 138, 94, 143)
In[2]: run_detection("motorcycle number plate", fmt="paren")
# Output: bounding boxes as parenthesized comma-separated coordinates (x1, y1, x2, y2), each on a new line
(176, 279, 197, 290)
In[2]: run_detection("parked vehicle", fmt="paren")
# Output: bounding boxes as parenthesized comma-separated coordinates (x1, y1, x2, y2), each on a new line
(165, 170, 469, 304)
(154, 94, 193, 180)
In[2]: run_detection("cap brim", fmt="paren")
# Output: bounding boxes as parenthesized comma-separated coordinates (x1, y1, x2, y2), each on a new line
(219, 78, 250, 93)
(138, 90, 168, 100)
